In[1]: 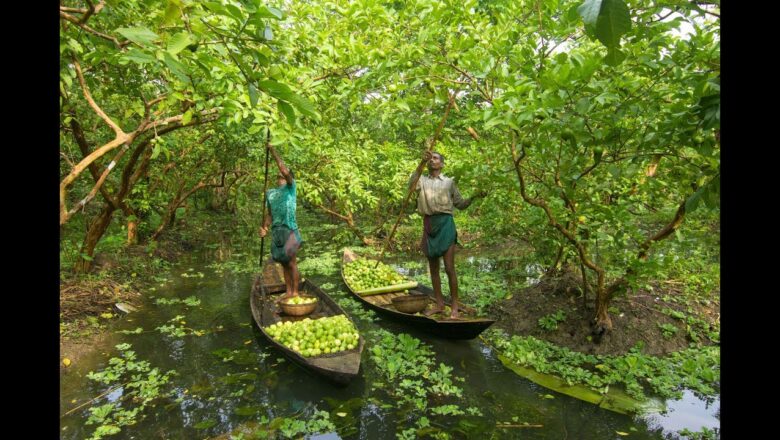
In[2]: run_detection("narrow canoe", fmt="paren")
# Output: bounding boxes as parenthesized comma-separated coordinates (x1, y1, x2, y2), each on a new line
(341, 248, 495, 340)
(250, 263, 364, 385)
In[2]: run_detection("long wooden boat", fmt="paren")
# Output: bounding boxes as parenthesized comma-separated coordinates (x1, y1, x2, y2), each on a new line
(250, 263, 364, 386)
(341, 248, 495, 339)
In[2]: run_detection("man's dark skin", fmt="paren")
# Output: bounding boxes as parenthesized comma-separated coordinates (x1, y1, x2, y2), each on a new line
(259, 144, 300, 300)
(419, 150, 487, 319)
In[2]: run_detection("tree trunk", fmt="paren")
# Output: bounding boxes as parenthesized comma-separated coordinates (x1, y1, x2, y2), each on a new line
(509, 133, 614, 336)
(127, 218, 138, 245)
(580, 259, 590, 309)
(152, 190, 183, 241)
(593, 293, 613, 336)
(209, 186, 228, 211)
(547, 244, 565, 275)
(75, 205, 116, 273)
(152, 174, 221, 241)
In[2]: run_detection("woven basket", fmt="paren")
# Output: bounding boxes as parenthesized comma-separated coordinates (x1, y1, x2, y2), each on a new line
(392, 294, 430, 314)
(279, 295, 319, 316)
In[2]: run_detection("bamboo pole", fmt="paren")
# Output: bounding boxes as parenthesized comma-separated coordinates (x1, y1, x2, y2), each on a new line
(259, 128, 271, 270)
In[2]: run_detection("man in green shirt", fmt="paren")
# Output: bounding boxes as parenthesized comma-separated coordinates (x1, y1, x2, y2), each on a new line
(259, 144, 303, 300)
(409, 151, 486, 319)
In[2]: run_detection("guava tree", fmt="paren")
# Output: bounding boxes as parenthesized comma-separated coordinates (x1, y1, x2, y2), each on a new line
(269, 0, 720, 335)
(60, 0, 320, 271)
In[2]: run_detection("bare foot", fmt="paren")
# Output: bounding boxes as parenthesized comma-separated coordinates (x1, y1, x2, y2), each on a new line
(424, 306, 445, 316)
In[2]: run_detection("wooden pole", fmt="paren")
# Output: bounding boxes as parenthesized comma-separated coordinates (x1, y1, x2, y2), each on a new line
(259, 128, 271, 270)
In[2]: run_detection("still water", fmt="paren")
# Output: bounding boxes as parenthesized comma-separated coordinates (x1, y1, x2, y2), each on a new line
(60, 219, 719, 439)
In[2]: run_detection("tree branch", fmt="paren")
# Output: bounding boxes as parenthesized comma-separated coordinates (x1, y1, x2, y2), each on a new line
(68, 116, 121, 209)
(72, 58, 125, 135)
(437, 61, 492, 103)
(509, 132, 607, 317)
(60, 11, 127, 49)
(637, 199, 687, 260)
(64, 143, 131, 221)
(80, 0, 106, 24)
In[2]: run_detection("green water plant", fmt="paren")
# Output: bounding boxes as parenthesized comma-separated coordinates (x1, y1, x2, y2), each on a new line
(154, 296, 201, 307)
(82, 343, 176, 439)
(297, 252, 341, 277)
(156, 315, 206, 338)
(677, 427, 718, 440)
(369, 330, 466, 437)
(484, 329, 719, 401)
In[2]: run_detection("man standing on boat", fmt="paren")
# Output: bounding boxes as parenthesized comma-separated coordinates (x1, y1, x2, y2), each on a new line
(259, 143, 303, 300)
(409, 150, 486, 319)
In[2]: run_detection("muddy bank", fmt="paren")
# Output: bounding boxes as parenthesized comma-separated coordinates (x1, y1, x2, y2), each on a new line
(488, 267, 720, 357)
(59, 232, 200, 365)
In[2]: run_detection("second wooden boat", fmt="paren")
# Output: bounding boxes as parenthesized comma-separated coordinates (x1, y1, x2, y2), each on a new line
(341, 248, 495, 340)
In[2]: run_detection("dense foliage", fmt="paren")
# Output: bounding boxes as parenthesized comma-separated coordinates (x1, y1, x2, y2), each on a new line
(61, 0, 719, 331)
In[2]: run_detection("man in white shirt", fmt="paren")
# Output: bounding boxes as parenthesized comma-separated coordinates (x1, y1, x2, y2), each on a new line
(408, 151, 486, 318)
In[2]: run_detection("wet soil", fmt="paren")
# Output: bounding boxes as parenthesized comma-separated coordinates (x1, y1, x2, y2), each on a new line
(488, 266, 720, 356)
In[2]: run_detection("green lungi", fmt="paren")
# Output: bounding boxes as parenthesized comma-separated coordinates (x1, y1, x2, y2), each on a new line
(422, 213, 457, 258)
(270, 225, 303, 264)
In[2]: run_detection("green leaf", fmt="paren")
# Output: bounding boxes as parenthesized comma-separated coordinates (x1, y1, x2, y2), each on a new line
(566, 4, 581, 22)
(203, 2, 228, 16)
(181, 109, 194, 125)
(251, 49, 270, 67)
(163, 52, 189, 82)
(257, 80, 320, 120)
(584, 22, 597, 40)
(278, 100, 296, 124)
(194, 419, 217, 430)
(167, 32, 192, 55)
(577, 0, 603, 26)
(67, 38, 84, 54)
(703, 177, 719, 208)
(123, 48, 157, 64)
(698, 94, 720, 130)
(595, 0, 631, 48)
(264, 25, 274, 41)
(248, 83, 259, 107)
(576, 97, 590, 114)
(484, 117, 504, 129)
(684, 185, 706, 213)
(257, 80, 294, 101)
(163, 0, 182, 25)
(604, 47, 626, 66)
(225, 4, 244, 22)
(267, 7, 283, 19)
(116, 27, 160, 46)
(256, 6, 283, 20)
(234, 406, 263, 416)
(287, 93, 319, 121)
(593, 147, 603, 162)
